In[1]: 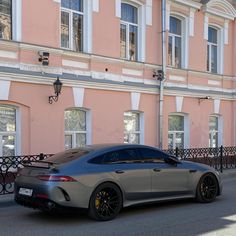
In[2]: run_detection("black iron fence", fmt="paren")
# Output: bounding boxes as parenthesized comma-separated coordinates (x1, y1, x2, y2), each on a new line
(1, 146, 236, 195)
(0, 153, 52, 195)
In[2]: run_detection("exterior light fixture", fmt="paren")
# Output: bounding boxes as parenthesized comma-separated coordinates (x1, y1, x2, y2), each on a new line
(153, 69, 164, 81)
(198, 96, 211, 104)
(49, 77, 63, 104)
(38, 51, 50, 66)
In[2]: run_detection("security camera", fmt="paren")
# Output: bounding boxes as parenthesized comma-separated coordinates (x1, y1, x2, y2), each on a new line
(38, 51, 50, 66)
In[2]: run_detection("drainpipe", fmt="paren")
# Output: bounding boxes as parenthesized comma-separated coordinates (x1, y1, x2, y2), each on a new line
(159, 0, 167, 149)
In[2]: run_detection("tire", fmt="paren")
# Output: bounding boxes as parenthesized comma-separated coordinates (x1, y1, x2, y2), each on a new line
(196, 173, 218, 203)
(88, 182, 123, 221)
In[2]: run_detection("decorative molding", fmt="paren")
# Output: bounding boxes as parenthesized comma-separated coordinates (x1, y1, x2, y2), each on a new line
(122, 68, 143, 77)
(62, 59, 89, 69)
(214, 99, 221, 114)
(169, 75, 186, 82)
(208, 80, 221, 86)
(73, 87, 85, 107)
(12, 0, 22, 41)
(0, 80, 11, 100)
(166, 1, 171, 31)
(176, 96, 184, 112)
(93, 0, 99, 12)
(116, 0, 121, 18)
(202, 0, 236, 20)
(204, 15, 209, 40)
(172, 0, 201, 10)
(146, 0, 152, 26)
(224, 20, 229, 45)
(0, 50, 18, 59)
(189, 8, 196, 37)
(131, 92, 141, 110)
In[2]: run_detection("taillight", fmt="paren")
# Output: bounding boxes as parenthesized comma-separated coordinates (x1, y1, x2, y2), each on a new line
(37, 175, 77, 182)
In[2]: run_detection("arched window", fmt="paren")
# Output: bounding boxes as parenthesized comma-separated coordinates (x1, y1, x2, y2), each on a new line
(207, 26, 218, 73)
(124, 111, 144, 144)
(120, 3, 138, 61)
(64, 109, 87, 149)
(168, 114, 185, 149)
(209, 115, 222, 147)
(168, 16, 182, 68)
(0, 106, 17, 156)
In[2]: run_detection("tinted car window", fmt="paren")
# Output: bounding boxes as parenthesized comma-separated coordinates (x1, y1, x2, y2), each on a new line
(46, 149, 91, 164)
(102, 149, 141, 164)
(139, 148, 167, 163)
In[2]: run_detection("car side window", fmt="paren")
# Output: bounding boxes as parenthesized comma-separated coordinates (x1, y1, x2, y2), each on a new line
(139, 148, 166, 163)
(103, 149, 141, 164)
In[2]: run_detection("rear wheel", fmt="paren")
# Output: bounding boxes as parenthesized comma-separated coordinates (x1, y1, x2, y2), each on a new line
(88, 183, 122, 221)
(196, 173, 218, 203)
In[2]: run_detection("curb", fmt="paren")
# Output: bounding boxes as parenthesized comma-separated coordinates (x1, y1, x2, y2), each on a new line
(0, 169, 236, 208)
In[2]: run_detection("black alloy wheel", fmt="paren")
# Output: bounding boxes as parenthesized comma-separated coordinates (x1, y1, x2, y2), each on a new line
(196, 173, 218, 203)
(89, 183, 122, 221)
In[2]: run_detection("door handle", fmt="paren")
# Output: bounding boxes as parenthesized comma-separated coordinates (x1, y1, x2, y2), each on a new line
(153, 168, 161, 172)
(189, 169, 197, 173)
(115, 170, 124, 174)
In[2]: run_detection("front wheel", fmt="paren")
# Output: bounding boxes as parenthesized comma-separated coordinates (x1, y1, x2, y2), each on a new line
(196, 173, 218, 203)
(88, 183, 122, 221)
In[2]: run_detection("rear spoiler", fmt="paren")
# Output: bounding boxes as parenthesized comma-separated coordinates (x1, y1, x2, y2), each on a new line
(23, 160, 58, 170)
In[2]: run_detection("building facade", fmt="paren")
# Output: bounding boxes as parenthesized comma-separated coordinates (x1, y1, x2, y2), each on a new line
(0, 0, 236, 156)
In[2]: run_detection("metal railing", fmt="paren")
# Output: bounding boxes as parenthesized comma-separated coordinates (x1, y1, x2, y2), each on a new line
(0, 153, 52, 195)
(1, 146, 236, 195)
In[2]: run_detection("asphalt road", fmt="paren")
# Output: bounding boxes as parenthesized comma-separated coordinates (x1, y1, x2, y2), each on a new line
(1, 177, 236, 236)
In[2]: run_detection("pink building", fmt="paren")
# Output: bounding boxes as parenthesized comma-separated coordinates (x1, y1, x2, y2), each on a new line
(0, 0, 236, 156)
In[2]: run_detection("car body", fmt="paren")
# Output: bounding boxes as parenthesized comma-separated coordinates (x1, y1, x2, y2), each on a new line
(15, 144, 222, 220)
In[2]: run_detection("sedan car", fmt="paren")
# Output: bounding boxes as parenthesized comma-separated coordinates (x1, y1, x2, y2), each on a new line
(15, 144, 222, 221)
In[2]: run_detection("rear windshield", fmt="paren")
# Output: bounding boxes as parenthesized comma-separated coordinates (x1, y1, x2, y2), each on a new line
(45, 149, 91, 164)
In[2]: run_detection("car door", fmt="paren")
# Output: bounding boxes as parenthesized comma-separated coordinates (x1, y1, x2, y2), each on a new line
(103, 148, 152, 201)
(139, 148, 192, 198)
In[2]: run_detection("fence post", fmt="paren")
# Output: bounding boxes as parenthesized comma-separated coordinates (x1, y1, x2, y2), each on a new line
(220, 145, 223, 173)
(175, 147, 179, 158)
(39, 153, 44, 160)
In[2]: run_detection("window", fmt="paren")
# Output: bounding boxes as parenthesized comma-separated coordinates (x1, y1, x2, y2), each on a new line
(102, 149, 140, 164)
(139, 148, 166, 163)
(120, 3, 138, 61)
(64, 109, 87, 149)
(124, 111, 141, 144)
(168, 115, 184, 149)
(207, 27, 218, 73)
(61, 0, 83, 51)
(0, 0, 12, 40)
(0, 106, 16, 156)
(209, 116, 219, 148)
(168, 16, 182, 68)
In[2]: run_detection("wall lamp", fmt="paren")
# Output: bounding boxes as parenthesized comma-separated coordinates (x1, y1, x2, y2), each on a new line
(49, 77, 63, 104)
(38, 51, 50, 66)
(153, 69, 164, 81)
(198, 96, 211, 104)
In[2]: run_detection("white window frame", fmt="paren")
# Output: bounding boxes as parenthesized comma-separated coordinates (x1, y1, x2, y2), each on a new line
(124, 111, 144, 145)
(64, 108, 91, 149)
(168, 113, 189, 149)
(0, 105, 20, 156)
(169, 13, 189, 69)
(118, 0, 145, 62)
(60, 0, 92, 53)
(207, 25, 223, 74)
(209, 115, 223, 147)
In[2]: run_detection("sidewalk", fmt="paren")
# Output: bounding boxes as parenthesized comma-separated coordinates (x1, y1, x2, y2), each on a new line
(0, 168, 236, 208)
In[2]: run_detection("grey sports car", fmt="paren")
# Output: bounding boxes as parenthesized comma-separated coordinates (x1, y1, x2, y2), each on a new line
(15, 144, 222, 221)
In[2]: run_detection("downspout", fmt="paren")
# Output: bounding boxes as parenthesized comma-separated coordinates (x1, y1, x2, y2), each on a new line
(159, 0, 167, 149)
